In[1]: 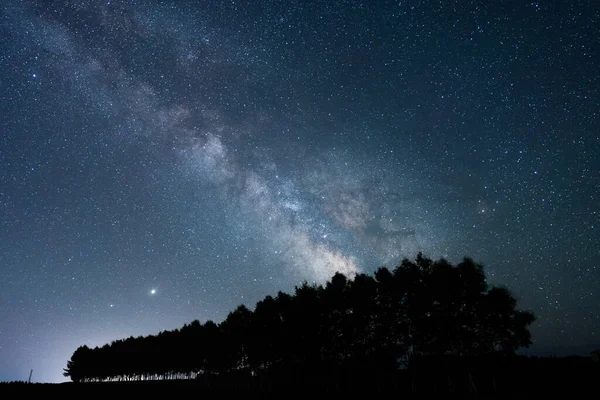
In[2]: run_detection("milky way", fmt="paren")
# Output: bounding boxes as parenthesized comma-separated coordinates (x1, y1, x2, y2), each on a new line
(1, 1, 598, 382)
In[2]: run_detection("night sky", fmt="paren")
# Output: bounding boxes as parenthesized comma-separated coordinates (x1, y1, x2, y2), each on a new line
(1, 1, 598, 383)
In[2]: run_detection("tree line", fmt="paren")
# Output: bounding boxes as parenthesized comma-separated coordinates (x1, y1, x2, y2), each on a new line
(63, 254, 535, 386)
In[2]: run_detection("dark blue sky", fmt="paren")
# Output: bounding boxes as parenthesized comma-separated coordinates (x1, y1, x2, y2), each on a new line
(1, 0, 598, 382)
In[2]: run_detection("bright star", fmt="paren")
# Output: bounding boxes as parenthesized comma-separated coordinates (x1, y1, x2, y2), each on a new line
(150, 289, 157, 295)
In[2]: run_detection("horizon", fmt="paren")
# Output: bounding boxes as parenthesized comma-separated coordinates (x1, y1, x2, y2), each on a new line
(6, 264, 600, 384)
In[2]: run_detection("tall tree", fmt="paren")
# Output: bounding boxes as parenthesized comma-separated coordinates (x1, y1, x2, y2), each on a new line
(63, 254, 535, 385)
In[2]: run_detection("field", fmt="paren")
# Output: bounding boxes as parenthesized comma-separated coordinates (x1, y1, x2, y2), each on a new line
(2, 356, 599, 396)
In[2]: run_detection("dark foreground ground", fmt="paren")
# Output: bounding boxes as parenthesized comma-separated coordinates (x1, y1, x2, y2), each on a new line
(2, 356, 599, 397)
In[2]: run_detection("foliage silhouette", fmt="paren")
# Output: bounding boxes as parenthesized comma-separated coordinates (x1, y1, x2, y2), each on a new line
(64, 254, 535, 388)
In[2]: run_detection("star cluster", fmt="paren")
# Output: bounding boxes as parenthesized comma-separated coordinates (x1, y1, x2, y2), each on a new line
(0, 1, 598, 382)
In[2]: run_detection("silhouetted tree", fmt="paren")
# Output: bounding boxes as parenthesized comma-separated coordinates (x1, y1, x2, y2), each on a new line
(63, 345, 91, 382)
(63, 253, 535, 389)
(221, 305, 253, 371)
